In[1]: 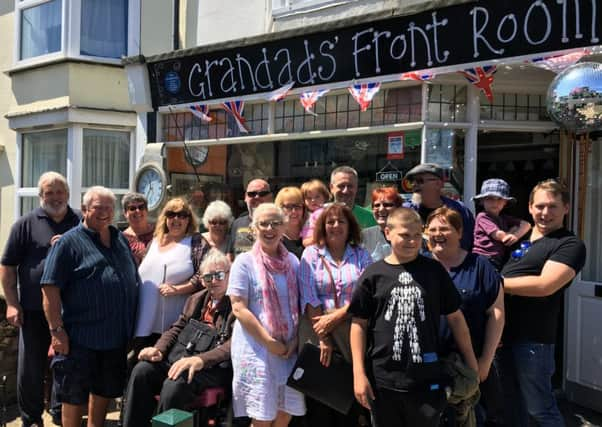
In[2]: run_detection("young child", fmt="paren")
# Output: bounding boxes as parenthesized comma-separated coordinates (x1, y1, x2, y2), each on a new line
(300, 179, 330, 246)
(348, 208, 478, 427)
(472, 179, 531, 270)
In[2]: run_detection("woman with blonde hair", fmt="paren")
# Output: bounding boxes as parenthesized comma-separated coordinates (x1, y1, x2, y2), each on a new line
(134, 197, 211, 348)
(275, 187, 306, 259)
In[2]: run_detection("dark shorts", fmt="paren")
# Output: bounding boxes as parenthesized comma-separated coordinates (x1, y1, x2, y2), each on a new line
(51, 345, 127, 405)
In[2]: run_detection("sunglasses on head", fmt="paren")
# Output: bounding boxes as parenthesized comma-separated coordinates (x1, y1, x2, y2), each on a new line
(209, 219, 228, 226)
(127, 204, 147, 212)
(165, 211, 190, 219)
(247, 190, 271, 198)
(202, 270, 228, 282)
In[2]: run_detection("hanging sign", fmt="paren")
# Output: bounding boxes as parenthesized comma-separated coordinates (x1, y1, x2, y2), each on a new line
(376, 171, 403, 182)
(147, 0, 601, 107)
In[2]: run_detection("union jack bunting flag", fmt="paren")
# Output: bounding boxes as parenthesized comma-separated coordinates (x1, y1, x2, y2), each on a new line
(189, 104, 213, 123)
(529, 50, 589, 74)
(348, 82, 381, 111)
(266, 81, 295, 102)
(222, 100, 249, 133)
(300, 89, 329, 116)
(459, 66, 497, 103)
(400, 71, 435, 81)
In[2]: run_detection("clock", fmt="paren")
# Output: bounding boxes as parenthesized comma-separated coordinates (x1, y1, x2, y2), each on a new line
(185, 146, 209, 166)
(134, 163, 167, 212)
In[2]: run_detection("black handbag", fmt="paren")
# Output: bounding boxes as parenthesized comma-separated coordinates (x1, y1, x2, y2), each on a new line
(166, 299, 231, 366)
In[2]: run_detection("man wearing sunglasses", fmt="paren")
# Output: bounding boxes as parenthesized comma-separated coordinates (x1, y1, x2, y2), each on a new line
(227, 178, 273, 258)
(403, 163, 475, 251)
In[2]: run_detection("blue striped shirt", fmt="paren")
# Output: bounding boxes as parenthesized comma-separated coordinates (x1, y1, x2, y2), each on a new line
(41, 224, 139, 350)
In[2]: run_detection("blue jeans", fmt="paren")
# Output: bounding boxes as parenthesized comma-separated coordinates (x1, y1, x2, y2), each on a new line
(499, 342, 565, 427)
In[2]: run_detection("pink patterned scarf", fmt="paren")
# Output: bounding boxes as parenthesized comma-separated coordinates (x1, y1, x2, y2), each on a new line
(251, 241, 299, 341)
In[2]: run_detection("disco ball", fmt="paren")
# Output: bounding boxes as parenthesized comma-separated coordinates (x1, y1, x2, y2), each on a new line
(547, 62, 602, 132)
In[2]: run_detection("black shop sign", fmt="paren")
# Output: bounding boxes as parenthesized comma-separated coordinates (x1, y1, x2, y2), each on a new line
(148, 0, 601, 107)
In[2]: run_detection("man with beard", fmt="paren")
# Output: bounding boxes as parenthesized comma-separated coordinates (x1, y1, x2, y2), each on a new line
(226, 178, 273, 258)
(403, 163, 474, 250)
(0, 171, 81, 427)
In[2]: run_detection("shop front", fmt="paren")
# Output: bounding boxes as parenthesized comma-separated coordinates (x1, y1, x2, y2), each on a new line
(124, 0, 602, 410)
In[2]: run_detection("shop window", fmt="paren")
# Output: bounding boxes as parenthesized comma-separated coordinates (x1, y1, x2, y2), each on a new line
(19, 0, 62, 60)
(82, 129, 131, 219)
(80, 0, 127, 58)
(427, 85, 467, 122)
(425, 128, 465, 198)
(581, 140, 602, 281)
(479, 92, 548, 121)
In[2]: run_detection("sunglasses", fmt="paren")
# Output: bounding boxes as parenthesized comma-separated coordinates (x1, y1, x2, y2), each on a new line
(411, 177, 440, 185)
(282, 204, 303, 211)
(247, 190, 271, 198)
(209, 219, 228, 226)
(165, 211, 190, 219)
(202, 270, 228, 282)
(373, 202, 395, 209)
(126, 204, 147, 212)
(256, 220, 284, 230)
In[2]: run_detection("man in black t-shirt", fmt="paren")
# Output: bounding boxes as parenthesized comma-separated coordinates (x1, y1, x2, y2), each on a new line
(349, 208, 478, 427)
(500, 179, 586, 427)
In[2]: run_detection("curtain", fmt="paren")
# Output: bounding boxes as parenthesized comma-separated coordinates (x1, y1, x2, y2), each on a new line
(82, 129, 130, 188)
(581, 139, 602, 281)
(80, 0, 127, 58)
(21, 130, 68, 187)
(20, 0, 62, 60)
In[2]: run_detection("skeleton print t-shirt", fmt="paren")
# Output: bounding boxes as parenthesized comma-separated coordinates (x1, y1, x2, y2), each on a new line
(348, 255, 461, 391)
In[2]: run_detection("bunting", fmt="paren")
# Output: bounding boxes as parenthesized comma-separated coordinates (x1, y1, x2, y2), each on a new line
(400, 71, 435, 81)
(459, 66, 497, 103)
(222, 100, 249, 133)
(300, 89, 330, 116)
(189, 104, 213, 123)
(266, 81, 295, 102)
(348, 82, 381, 111)
(529, 50, 589, 74)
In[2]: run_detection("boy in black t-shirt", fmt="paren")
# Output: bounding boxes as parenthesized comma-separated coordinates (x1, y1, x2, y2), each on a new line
(349, 208, 478, 427)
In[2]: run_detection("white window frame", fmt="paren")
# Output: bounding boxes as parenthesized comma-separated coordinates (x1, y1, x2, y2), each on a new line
(272, 0, 356, 17)
(14, 0, 140, 69)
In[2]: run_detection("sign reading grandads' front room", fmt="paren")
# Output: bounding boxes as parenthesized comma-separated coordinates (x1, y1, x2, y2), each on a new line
(148, 0, 601, 107)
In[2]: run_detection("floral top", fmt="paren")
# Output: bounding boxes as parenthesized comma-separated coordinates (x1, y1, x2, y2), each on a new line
(298, 244, 372, 313)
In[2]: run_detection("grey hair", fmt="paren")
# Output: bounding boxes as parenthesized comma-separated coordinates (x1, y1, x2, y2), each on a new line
(82, 186, 116, 208)
(202, 200, 234, 228)
(251, 203, 287, 228)
(200, 248, 231, 273)
(122, 192, 148, 211)
(38, 171, 69, 196)
(330, 166, 358, 184)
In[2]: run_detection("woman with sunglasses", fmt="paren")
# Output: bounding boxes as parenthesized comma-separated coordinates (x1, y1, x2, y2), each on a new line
(227, 203, 305, 427)
(122, 192, 155, 266)
(298, 203, 372, 426)
(361, 187, 403, 261)
(202, 200, 234, 255)
(123, 249, 235, 427)
(275, 187, 306, 259)
(134, 197, 211, 349)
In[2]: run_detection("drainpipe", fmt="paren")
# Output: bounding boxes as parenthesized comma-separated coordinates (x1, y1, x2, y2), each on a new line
(173, 0, 180, 50)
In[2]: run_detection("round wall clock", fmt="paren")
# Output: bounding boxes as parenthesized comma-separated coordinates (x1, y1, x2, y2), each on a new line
(134, 163, 168, 212)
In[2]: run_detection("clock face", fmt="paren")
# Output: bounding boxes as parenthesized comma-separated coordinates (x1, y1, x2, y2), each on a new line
(136, 167, 165, 211)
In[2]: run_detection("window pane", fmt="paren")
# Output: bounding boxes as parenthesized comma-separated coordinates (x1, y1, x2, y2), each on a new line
(20, 197, 38, 216)
(20, 0, 62, 60)
(80, 0, 127, 58)
(21, 129, 68, 187)
(425, 128, 465, 197)
(82, 129, 130, 188)
(582, 140, 602, 281)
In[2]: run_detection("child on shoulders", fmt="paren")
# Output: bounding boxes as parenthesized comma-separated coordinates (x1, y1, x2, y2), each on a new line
(472, 179, 531, 270)
(300, 179, 330, 246)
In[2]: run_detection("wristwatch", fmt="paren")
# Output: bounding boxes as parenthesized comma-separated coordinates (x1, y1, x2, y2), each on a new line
(49, 325, 64, 333)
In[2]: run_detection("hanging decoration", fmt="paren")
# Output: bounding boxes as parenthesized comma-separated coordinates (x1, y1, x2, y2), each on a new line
(221, 100, 249, 133)
(459, 66, 497, 103)
(265, 81, 295, 102)
(300, 89, 330, 116)
(529, 50, 590, 74)
(188, 104, 213, 123)
(348, 82, 381, 111)
(399, 71, 435, 81)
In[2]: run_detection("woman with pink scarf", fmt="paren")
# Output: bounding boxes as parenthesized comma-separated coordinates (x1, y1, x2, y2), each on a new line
(227, 203, 305, 426)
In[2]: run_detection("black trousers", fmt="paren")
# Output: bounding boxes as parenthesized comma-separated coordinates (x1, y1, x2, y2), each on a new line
(18, 310, 61, 426)
(371, 387, 447, 427)
(122, 360, 231, 427)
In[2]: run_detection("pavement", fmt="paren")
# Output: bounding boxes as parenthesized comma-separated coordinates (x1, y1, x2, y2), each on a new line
(2, 397, 601, 426)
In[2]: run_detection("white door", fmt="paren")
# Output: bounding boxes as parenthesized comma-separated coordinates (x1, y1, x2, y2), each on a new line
(564, 137, 602, 411)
